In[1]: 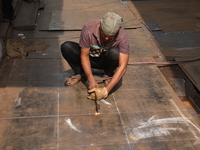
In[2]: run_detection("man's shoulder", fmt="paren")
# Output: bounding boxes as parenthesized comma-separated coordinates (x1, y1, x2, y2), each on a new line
(84, 19, 101, 28)
(118, 27, 129, 39)
(119, 27, 128, 34)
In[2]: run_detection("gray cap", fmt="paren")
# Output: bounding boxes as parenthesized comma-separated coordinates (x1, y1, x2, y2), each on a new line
(101, 12, 123, 36)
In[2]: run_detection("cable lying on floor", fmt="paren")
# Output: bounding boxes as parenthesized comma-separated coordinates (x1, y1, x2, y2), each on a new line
(94, 56, 200, 82)
(128, 56, 200, 65)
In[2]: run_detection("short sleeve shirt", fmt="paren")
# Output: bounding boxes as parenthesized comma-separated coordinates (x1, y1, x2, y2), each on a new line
(79, 20, 129, 57)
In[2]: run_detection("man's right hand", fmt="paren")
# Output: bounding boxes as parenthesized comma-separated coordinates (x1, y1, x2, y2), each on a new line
(87, 87, 108, 100)
(88, 81, 98, 89)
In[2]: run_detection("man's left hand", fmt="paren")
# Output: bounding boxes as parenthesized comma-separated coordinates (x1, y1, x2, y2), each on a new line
(88, 81, 98, 89)
(87, 87, 108, 100)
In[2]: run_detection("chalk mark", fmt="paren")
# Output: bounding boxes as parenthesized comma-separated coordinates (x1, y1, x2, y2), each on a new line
(100, 99, 112, 106)
(66, 118, 81, 133)
(129, 115, 200, 141)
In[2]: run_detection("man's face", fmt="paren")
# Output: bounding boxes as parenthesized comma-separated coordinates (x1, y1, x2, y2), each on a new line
(100, 28, 115, 41)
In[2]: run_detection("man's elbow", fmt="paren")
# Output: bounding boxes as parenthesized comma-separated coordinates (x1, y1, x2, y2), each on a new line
(123, 67, 127, 74)
(118, 65, 127, 74)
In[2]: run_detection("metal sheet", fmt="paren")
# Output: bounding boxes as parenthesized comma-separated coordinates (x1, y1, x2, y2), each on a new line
(127, 1, 200, 33)
(14, 1, 39, 30)
(128, 29, 159, 57)
(143, 21, 162, 31)
(158, 18, 200, 33)
(153, 31, 200, 58)
(175, 58, 200, 92)
(39, 0, 125, 30)
(43, 0, 120, 10)
(174, 78, 186, 97)
(2, 0, 200, 149)
(48, 10, 141, 30)
(27, 32, 81, 59)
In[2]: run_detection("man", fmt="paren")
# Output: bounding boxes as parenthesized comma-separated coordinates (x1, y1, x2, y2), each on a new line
(61, 12, 129, 100)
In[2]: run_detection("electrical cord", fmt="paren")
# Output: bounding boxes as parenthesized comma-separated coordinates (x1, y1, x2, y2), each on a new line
(94, 56, 200, 81)
(128, 56, 200, 65)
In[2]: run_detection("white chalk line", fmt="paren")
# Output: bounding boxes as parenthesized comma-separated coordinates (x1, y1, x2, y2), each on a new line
(14, 97, 21, 107)
(66, 118, 81, 133)
(170, 99, 200, 137)
(112, 94, 132, 149)
(138, 115, 187, 129)
(176, 46, 200, 50)
(130, 127, 169, 141)
(130, 116, 185, 141)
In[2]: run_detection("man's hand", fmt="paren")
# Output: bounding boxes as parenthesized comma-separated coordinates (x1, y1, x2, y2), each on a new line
(88, 81, 98, 89)
(87, 87, 108, 100)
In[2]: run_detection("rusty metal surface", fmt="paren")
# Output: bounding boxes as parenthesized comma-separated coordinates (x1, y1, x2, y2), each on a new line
(48, 9, 141, 30)
(143, 21, 162, 31)
(1, 56, 200, 149)
(14, 1, 39, 30)
(128, 29, 159, 57)
(175, 58, 200, 92)
(127, 1, 200, 33)
(40, 0, 142, 31)
(175, 57, 200, 112)
(158, 18, 200, 33)
(153, 31, 200, 58)
(27, 32, 80, 59)
(1, 0, 200, 149)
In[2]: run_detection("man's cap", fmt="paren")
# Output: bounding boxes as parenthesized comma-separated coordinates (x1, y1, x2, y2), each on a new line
(101, 12, 123, 36)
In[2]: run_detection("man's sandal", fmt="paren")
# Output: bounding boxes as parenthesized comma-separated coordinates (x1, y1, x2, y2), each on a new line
(64, 74, 81, 86)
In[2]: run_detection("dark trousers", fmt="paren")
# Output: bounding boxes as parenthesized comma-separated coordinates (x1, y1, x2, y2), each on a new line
(2, 0, 14, 19)
(60, 41, 119, 77)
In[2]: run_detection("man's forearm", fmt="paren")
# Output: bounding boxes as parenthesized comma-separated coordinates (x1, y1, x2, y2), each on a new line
(106, 66, 127, 93)
(81, 54, 95, 82)
(106, 53, 129, 93)
(84, 62, 95, 82)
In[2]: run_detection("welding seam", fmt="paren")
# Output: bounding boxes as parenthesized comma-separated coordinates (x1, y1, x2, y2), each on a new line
(0, 113, 99, 120)
(112, 93, 132, 149)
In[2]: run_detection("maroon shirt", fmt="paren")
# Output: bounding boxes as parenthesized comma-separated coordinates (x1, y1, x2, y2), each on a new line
(79, 19, 130, 57)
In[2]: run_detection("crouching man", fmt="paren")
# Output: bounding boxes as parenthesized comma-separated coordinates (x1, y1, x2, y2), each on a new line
(61, 12, 130, 100)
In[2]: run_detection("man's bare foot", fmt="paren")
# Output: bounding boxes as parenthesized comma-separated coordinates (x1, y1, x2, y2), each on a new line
(64, 74, 81, 86)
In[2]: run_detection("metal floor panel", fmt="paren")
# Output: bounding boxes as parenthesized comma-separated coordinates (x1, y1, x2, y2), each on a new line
(40, 0, 142, 31)
(48, 10, 140, 31)
(127, 1, 200, 33)
(153, 31, 200, 58)
(1, 0, 200, 149)
(128, 29, 159, 57)
(175, 58, 200, 92)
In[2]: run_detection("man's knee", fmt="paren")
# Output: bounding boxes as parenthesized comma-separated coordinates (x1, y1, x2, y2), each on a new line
(61, 41, 71, 52)
(61, 41, 80, 56)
